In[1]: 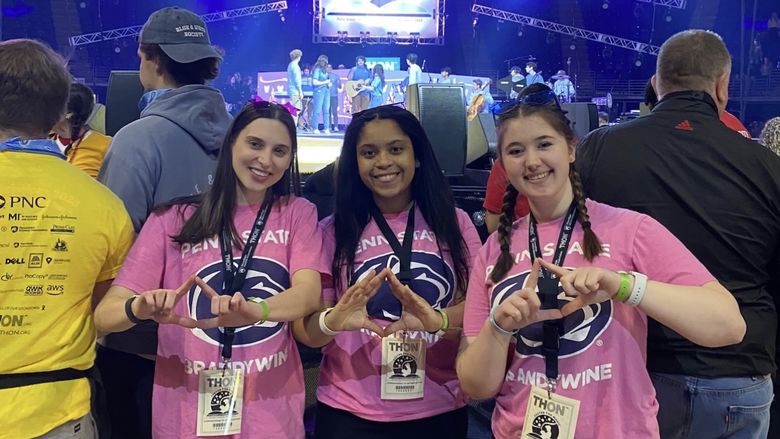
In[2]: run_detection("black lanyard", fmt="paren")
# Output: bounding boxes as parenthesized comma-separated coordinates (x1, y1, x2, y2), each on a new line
(528, 202, 577, 390)
(368, 203, 415, 286)
(218, 197, 273, 361)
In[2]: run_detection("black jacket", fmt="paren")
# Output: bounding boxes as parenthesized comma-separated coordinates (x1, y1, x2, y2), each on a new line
(576, 90, 780, 377)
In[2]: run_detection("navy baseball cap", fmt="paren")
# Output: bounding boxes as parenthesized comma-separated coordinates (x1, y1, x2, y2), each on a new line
(138, 7, 222, 63)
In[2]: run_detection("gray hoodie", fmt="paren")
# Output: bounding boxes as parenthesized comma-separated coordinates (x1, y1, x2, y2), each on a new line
(97, 84, 230, 355)
(99, 84, 231, 233)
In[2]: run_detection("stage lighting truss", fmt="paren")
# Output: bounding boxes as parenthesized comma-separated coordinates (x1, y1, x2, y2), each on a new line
(68, 1, 288, 46)
(635, 0, 686, 9)
(312, 0, 446, 45)
(472, 4, 660, 56)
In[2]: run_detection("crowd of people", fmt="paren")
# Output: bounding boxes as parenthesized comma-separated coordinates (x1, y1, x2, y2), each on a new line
(2, 5, 780, 439)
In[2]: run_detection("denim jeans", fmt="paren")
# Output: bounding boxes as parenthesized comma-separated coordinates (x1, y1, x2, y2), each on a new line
(651, 372, 773, 439)
(311, 87, 330, 131)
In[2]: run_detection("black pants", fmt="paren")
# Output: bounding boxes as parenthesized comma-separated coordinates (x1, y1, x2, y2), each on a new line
(95, 346, 154, 439)
(314, 401, 467, 439)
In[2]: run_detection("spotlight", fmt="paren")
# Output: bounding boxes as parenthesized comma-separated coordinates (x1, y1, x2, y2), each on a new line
(602, 1, 609, 10)
(634, 57, 643, 67)
(472, 16, 478, 27)
(114, 46, 121, 53)
(517, 26, 523, 37)
(570, 43, 576, 51)
(665, 14, 672, 22)
(79, 1, 86, 8)
(278, 11, 285, 22)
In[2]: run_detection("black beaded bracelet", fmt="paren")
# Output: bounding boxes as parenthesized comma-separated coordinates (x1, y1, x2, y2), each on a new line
(124, 295, 150, 324)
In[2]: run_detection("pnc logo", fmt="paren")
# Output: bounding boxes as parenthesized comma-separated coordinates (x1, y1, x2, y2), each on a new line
(0, 195, 46, 209)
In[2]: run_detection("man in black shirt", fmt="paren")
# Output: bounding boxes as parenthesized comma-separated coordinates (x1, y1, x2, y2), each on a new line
(576, 29, 780, 438)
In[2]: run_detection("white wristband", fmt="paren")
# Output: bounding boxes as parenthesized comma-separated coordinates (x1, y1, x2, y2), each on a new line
(489, 306, 515, 337)
(627, 271, 648, 307)
(318, 307, 340, 336)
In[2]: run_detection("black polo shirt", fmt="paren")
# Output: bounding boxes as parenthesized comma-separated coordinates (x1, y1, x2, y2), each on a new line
(576, 90, 780, 377)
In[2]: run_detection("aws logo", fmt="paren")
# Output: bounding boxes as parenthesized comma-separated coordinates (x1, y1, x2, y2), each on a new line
(188, 257, 290, 347)
(352, 251, 453, 320)
(491, 269, 612, 358)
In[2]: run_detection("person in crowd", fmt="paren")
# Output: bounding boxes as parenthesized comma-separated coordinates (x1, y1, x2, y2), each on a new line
(287, 49, 303, 125)
(482, 159, 530, 234)
(644, 77, 751, 137)
(311, 55, 332, 134)
(96, 7, 231, 437)
(347, 56, 372, 114)
(327, 64, 341, 132)
(577, 30, 780, 438)
(224, 72, 244, 115)
(94, 101, 326, 438)
(295, 105, 481, 438)
(51, 82, 111, 178)
(0, 39, 134, 439)
(364, 64, 386, 109)
(301, 65, 315, 129)
(597, 111, 609, 126)
(457, 84, 746, 439)
(439, 67, 455, 84)
(760, 116, 780, 156)
(524, 62, 544, 85)
(406, 53, 423, 86)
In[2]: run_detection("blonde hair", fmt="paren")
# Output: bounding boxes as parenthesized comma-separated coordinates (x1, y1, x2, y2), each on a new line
(760, 117, 780, 157)
(289, 49, 302, 61)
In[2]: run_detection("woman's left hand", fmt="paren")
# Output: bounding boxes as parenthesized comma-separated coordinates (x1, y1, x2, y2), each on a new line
(382, 271, 444, 335)
(195, 277, 264, 329)
(537, 259, 621, 316)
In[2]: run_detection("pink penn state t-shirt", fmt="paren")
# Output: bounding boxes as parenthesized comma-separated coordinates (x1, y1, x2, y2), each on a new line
(114, 196, 327, 438)
(463, 200, 714, 439)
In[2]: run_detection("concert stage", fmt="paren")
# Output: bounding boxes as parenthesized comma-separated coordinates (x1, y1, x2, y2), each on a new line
(297, 131, 343, 174)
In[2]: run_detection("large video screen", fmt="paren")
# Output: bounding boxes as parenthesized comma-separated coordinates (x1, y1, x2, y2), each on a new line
(318, 0, 440, 39)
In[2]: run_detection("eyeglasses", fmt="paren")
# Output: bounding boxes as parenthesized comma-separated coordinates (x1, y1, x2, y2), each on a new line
(491, 89, 561, 118)
(250, 97, 299, 117)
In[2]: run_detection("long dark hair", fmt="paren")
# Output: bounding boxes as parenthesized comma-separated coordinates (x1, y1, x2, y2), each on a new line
(165, 101, 300, 248)
(332, 105, 471, 302)
(490, 83, 602, 283)
(373, 64, 385, 89)
(66, 83, 95, 141)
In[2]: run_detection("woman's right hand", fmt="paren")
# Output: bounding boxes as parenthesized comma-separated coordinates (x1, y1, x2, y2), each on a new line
(131, 276, 198, 328)
(324, 268, 389, 336)
(491, 261, 562, 333)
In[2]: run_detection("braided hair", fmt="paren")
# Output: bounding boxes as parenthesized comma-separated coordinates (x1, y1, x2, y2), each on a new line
(490, 84, 602, 283)
(66, 83, 96, 142)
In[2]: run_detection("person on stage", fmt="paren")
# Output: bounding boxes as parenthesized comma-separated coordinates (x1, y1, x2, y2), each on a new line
(348, 56, 372, 114)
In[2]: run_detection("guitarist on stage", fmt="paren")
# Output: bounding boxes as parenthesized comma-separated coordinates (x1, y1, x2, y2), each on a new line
(347, 56, 371, 113)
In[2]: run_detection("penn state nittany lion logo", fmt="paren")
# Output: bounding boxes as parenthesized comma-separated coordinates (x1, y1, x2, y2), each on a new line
(352, 251, 453, 320)
(189, 257, 290, 346)
(491, 269, 612, 358)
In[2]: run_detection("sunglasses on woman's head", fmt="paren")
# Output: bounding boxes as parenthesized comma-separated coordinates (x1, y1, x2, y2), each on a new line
(250, 97, 299, 117)
(491, 89, 561, 118)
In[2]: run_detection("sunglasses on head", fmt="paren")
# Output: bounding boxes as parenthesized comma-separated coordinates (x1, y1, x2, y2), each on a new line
(491, 89, 561, 117)
(250, 96, 299, 117)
